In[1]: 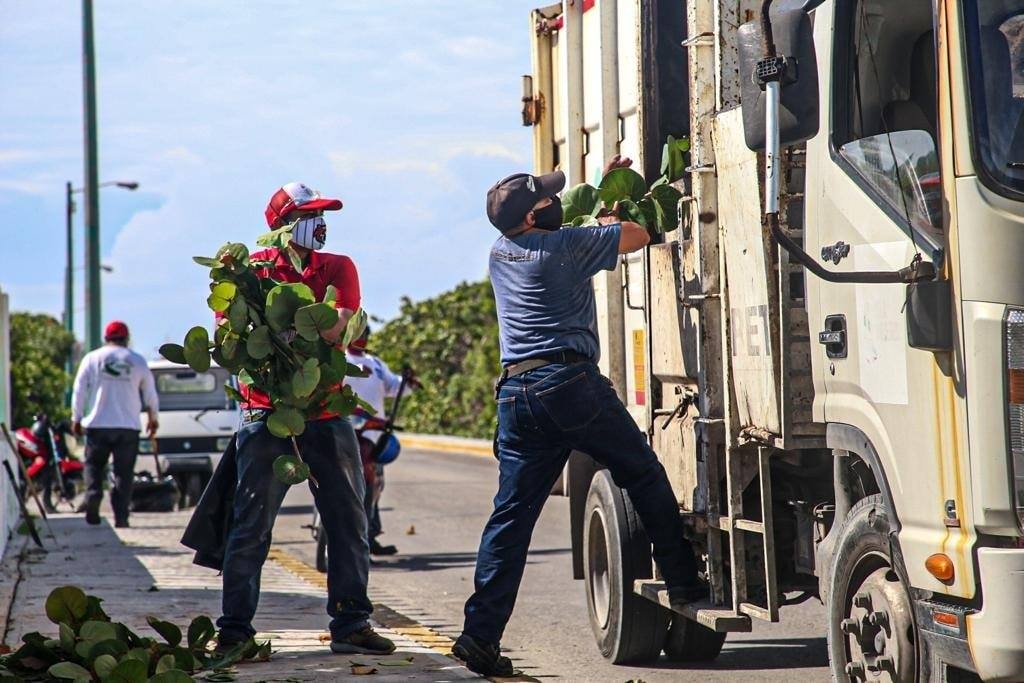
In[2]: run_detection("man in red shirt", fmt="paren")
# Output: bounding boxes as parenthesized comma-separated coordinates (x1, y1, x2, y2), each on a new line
(216, 182, 394, 656)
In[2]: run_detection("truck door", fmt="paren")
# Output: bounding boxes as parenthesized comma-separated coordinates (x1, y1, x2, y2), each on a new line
(806, 0, 975, 594)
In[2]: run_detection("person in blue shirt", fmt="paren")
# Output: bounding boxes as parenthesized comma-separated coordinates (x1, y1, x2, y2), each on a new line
(452, 158, 705, 677)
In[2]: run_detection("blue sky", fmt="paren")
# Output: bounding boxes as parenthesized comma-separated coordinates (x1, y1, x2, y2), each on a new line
(0, 1, 536, 357)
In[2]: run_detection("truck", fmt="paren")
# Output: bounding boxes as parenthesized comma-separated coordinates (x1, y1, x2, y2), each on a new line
(138, 360, 237, 507)
(521, 0, 1024, 680)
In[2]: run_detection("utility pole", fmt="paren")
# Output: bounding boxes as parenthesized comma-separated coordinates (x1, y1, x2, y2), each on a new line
(82, 0, 102, 350)
(64, 181, 74, 335)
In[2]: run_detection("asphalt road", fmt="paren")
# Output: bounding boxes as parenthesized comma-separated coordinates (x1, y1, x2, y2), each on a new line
(271, 446, 832, 682)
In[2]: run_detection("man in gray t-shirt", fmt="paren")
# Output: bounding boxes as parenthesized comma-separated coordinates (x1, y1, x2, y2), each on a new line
(452, 160, 705, 677)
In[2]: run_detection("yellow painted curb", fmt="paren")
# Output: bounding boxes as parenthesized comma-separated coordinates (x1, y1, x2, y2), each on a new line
(267, 547, 541, 682)
(401, 435, 494, 459)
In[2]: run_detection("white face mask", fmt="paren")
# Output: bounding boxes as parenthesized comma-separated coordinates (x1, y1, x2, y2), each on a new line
(291, 215, 327, 250)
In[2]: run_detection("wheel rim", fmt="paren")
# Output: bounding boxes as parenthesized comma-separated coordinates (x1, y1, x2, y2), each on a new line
(840, 554, 916, 682)
(587, 506, 611, 630)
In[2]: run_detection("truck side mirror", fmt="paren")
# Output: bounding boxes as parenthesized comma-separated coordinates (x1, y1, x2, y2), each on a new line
(738, 9, 819, 151)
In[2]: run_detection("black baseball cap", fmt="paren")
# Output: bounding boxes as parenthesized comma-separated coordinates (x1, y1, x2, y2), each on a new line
(486, 170, 566, 233)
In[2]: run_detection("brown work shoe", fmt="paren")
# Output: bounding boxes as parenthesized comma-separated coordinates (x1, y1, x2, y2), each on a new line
(329, 626, 395, 655)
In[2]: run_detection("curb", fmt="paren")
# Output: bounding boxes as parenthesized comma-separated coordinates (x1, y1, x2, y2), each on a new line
(400, 434, 493, 459)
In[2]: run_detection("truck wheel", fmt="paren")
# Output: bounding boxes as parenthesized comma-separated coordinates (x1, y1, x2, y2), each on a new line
(663, 615, 726, 662)
(315, 522, 328, 573)
(827, 494, 917, 682)
(584, 470, 669, 663)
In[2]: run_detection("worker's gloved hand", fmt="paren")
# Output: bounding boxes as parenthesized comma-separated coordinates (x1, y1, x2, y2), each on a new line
(72, 421, 83, 437)
(602, 154, 633, 177)
(597, 201, 622, 226)
(146, 420, 159, 438)
(402, 366, 422, 390)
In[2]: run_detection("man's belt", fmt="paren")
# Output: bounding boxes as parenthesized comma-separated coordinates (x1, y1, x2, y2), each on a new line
(501, 350, 592, 381)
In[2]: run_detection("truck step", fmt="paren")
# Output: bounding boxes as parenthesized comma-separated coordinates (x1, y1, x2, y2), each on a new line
(634, 581, 752, 633)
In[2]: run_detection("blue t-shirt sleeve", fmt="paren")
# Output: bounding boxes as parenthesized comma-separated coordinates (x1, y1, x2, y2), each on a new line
(562, 224, 621, 278)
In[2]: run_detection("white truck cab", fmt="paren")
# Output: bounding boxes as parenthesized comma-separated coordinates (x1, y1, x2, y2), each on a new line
(138, 360, 237, 507)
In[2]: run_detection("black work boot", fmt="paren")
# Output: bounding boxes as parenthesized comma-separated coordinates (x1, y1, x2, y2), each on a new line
(330, 626, 395, 654)
(452, 633, 515, 677)
(370, 538, 398, 556)
(667, 580, 709, 611)
(84, 499, 101, 525)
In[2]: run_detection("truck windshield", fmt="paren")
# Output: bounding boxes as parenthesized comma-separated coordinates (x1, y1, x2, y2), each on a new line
(964, 1, 1024, 199)
(154, 367, 233, 411)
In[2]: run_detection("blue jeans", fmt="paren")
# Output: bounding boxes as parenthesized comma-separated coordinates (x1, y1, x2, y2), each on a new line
(217, 416, 371, 642)
(463, 362, 697, 645)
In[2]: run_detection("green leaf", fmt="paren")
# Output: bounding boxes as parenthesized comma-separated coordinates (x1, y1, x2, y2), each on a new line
(107, 658, 148, 683)
(562, 183, 601, 223)
(227, 297, 249, 331)
(223, 384, 244, 403)
(93, 653, 118, 678)
(294, 303, 339, 342)
(192, 256, 220, 268)
(570, 214, 600, 227)
(617, 199, 646, 226)
(325, 385, 359, 416)
(245, 326, 272, 360)
(80, 620, 118, 643)
(47, 661, 92, 681)
(650, 183, 683, 232)
(255, 226, 292, 249)
(323, 285, 338, 306)
(183, 326, 211, 373)
(207, 281, 237, 313)
(216, 242, 250, 270)
(84, 595, 110, 623)
(149, 670, 194, 683)
(291, 358, 321, 398)
(637, 197, 658, 228)
(598, 167, 647, 205)
(146, 615, 182, 647)
(346, 362, 370, 378)
(45, 586, 88, 625)
(85, 638, 128, 661)
(186, 615, 215, 651)
(341, 307, 368, 348)
(58, 622, 75, 653)
(273, 454, 310, 485)
(155, 653, 176, 674)
(122, 648, 150, 664)
(266, 408, 306, 438)
(266, 283, 316, 332)
(660, 135, 691, 183)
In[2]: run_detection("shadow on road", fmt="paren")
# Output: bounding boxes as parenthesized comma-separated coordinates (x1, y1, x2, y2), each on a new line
(611, 636, 828, 673)
(370, 547, 570, 573)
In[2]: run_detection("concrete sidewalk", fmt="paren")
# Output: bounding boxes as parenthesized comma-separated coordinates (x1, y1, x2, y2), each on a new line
(0, 510, 478, 682)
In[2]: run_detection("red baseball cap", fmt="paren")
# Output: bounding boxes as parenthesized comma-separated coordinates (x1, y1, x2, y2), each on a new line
(104, 320, 129, 341)
(265, 181, 343, 228)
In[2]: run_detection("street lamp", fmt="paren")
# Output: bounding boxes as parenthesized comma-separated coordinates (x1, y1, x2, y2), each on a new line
(64, 180, 138, 339)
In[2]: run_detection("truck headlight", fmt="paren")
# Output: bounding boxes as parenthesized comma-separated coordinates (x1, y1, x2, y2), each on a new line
(1004, 309, 1024, 527)
(139, 438, 154, 454)
(216, 437, 232, 452)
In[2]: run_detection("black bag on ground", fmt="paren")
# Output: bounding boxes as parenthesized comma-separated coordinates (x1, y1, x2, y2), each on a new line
(130, 471, 180, 512)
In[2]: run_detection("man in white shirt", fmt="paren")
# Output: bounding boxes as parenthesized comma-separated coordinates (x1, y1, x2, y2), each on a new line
(345, 327, 417, 556)
(71, 320, 159, 528)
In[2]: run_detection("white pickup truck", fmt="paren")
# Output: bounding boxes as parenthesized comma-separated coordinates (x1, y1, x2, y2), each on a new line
(138, 360, 238, 507)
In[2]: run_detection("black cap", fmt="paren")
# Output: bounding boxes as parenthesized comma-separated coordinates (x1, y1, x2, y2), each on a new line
(486, 170, 566, 232)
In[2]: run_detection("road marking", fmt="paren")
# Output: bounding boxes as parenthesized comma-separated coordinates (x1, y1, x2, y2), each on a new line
(401, 435, 494, 458)
(267, 547, 541, 682)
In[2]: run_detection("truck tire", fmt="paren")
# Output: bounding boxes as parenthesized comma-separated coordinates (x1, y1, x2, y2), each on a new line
(583, 470, 669, 663)
(315, 521, 328, 573)
(826, 494, 918, 681)
(663, 615, 726, 662)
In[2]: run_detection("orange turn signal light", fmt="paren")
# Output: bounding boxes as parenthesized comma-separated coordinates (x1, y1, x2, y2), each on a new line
(1010, 368, 1024, 404)
(926, 553, 955, 582)
(933, 611, 959, 628)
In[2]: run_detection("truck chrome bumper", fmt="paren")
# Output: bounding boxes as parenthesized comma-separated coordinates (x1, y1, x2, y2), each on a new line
(967, 548, 1024, 681)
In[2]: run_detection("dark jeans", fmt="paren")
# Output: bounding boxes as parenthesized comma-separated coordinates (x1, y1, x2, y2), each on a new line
(83, 428, 139, 523)
(463, 362, 698, 645)
(358, 437, 384, 541)
(217, 416, 371, 642)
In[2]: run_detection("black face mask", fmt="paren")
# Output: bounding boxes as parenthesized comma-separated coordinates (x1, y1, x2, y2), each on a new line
(531, 197, 563, 231)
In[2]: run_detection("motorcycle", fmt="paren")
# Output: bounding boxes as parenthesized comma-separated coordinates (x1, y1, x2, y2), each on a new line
(14, 414, 84, 512)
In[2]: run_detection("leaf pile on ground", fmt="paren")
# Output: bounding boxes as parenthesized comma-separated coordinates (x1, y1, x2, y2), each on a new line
(0, 585, 268, 682)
